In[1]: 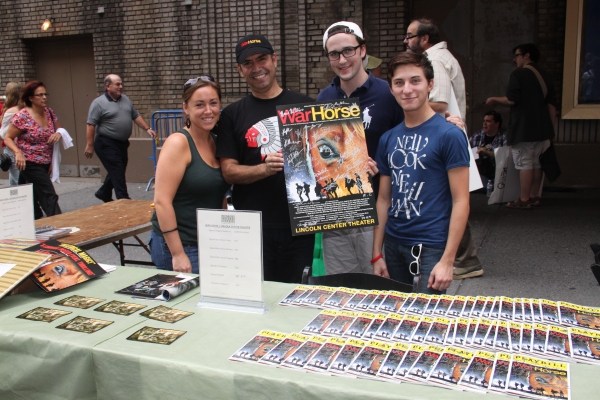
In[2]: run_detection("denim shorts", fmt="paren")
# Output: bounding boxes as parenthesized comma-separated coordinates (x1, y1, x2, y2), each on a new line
(148, 230, 199, 274)
(383, 235, 445, 295)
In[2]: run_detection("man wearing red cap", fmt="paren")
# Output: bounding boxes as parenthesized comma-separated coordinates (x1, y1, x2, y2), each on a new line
(216, 34, 315, 284)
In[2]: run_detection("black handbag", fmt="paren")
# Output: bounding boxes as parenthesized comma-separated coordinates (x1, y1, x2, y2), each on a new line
(0, 152, 11, 171)
(539, 142, 561, 182)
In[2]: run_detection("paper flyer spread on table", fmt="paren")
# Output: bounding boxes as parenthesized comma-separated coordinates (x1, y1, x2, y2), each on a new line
(275, 99, 377, 236)
(0, 184, 35, 240)
(55, 295, 105, 309)
(115, 273, 199, 301)
(140, 305, 194, 323)
(16, 307, 71, 322)
(126, 326, 187, 345)
(197, 209, 263, 303)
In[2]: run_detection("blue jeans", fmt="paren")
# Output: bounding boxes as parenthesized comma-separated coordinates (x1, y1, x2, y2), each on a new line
(384, 235, 445, 295)
(148, 230, 199, 274)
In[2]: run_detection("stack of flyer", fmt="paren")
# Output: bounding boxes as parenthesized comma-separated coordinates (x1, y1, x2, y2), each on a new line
(227, 286, 600, 399)
(230, 329, 571, 399)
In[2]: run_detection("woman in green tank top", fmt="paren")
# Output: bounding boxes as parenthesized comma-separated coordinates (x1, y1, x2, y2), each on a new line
(149, 76, 230, 274)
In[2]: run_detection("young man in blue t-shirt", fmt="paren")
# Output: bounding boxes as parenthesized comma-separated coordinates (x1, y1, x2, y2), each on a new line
(372, 52, 470, 294)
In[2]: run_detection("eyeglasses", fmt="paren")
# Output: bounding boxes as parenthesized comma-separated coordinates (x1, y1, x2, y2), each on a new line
(409, 244, 422, 292)
(33, 93, 49, 98)
(404, 33, 419, 41)
(325, 45, 362, 61)
(183, 75, 215, 90)
(513, 53, 523, 59)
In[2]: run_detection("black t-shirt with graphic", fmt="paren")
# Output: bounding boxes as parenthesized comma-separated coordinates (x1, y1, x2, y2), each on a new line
(215, 90, 313, 229)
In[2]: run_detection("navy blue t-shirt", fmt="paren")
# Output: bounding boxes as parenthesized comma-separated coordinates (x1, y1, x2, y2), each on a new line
(317, 73, 404, 196)
(376, 114, 470, 248)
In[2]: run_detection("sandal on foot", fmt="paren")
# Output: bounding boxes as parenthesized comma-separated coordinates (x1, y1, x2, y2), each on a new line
(506, 198, 532, 209)
(530, 196, 541, 207)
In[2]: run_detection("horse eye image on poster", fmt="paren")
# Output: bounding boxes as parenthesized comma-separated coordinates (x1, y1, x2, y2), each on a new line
(276, 99, 377, 236)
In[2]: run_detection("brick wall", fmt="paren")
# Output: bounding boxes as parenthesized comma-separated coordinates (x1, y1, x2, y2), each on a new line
(0, 0, 573, 122)
(536, 0, 566, 113)
(363, 0, 409, 82)
(0, 0, 284, 122)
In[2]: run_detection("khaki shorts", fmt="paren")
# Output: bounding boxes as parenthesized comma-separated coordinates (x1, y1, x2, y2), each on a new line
(511, 140, 549, 170)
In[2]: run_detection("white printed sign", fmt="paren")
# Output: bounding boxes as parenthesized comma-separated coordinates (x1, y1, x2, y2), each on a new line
(0, 184, 35, 240)
(197, 209, 263, 303)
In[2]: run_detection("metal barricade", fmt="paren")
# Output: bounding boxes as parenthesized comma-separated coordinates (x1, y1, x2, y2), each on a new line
(146, 110, 183, 190)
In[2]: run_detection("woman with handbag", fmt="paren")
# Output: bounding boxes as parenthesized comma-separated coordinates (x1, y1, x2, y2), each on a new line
(4, 80, 63, 218)
(0, 81, 24, 186)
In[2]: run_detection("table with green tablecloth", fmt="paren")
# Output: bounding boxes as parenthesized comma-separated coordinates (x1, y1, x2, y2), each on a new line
(1, 266, 598, 400)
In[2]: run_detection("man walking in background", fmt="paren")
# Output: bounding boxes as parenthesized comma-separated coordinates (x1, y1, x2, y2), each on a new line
(85, 74, 156, 202)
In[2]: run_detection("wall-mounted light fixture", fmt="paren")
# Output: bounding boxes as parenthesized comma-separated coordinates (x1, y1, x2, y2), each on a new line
(98, 6, 105, 14)
(41, 19, 52, 31)
(183, 0, 192, 6)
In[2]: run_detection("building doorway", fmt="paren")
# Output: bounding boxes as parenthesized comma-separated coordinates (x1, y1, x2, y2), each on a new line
(29, 35, 98, 178)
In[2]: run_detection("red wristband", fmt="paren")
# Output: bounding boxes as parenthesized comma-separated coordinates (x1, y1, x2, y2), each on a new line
(370, 254, 383, 264)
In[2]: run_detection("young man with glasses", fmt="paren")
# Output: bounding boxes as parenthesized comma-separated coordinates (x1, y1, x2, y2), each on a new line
(372, 52, 470, 294)
(404, 18, 466, 118)
(85, 74, 156, 202)
(316, 21, 405, 275)
(215, 34, 315, 284)
(486, 43, 557, 209)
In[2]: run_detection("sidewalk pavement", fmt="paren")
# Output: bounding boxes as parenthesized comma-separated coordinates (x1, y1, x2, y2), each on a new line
(5, 178, 600, 307)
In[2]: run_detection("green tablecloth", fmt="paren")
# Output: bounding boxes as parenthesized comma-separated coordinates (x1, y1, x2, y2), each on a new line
(1, 267, 598, 400)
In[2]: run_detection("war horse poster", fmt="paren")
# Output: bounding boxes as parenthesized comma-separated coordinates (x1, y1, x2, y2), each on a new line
(276, 99, 377, 236)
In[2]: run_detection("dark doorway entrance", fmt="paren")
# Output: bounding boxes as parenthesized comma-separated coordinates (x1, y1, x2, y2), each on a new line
(29, 35, 98, 177)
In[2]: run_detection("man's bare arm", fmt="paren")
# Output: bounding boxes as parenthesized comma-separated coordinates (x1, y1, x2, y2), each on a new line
(133, 115, 156, 138)
(429, 101, 449, 114)
(485, 96, 514, 106)
(372, 175, 392, 279)
(427, 166, 470, 291)
(84, 124, 95, 159)
(221, 152, 283, 185)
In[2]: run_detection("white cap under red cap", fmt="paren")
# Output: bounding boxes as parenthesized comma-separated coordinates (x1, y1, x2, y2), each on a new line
(322, 21, 364, 50)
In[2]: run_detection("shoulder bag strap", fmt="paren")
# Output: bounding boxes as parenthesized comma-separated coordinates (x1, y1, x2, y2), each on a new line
(523, 65, 548, 98)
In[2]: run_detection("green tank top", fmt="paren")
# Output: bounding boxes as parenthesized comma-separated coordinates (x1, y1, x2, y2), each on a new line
(151, 129, 230, 245)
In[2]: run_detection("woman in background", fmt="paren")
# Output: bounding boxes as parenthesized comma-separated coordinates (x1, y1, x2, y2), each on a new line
(0, 81, 24, 185)
(5, 80, 62, 218)
(149, 76, 229, 274)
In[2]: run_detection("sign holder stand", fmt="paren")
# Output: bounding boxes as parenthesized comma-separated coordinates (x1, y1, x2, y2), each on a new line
(196, 209, 268, 314)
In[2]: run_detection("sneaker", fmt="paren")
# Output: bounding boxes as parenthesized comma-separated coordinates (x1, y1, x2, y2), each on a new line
(453, 265, 484, 280)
